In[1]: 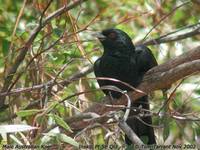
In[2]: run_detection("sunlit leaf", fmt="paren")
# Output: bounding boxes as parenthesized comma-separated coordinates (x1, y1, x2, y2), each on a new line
(0, 125, 37, 133)
(16, 109, 42, 117)
(43, 132, 79, 147)
(48, 114, 72, 132)
(57, 133, 79, 147)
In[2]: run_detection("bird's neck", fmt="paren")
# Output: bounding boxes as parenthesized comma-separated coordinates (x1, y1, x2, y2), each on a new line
(103, 47, 135, 58)
(103, 46, 135, 57)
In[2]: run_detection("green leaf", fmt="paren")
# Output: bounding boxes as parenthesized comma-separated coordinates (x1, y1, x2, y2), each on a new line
(0, 26, 9, 35)
(96, 0, 108, 9)
(16, 29, 29, 39)
(52, 28, 63, 37)
(10, 134, 23, 145)
(16, 109, 42, 117)
(43, 132, 79, 147)
(2, 39, 10, 57)
(163, 117, 170, 141)
(48, 114, 72, 132)
(58, 133, 79, 147)
(45, 101, 59, 114)
(141, 135, 149, 144)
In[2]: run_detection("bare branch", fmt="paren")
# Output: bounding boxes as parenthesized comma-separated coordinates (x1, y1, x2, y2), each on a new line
(39, 0, 53, 25)
(141, 23, 200, 45)
(0, 65, 93, 97)
(147, 45, 200, 74)
(2, 45, 199, 128)
(142, 1, 190, 41)
(0, 0, 89, 108)
(118, 120, 144, 146)
(69, 45, 200, 130)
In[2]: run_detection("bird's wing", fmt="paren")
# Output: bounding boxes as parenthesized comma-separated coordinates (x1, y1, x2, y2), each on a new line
(94, 58, 107, 88)
(135, 45, 158, 75)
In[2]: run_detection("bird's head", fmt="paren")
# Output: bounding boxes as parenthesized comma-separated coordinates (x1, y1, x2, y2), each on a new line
(94, 28, 135, 55)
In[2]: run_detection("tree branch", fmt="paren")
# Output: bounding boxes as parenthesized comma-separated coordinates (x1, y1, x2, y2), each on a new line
(0, 0, 88, 108)
(118, 120, 144, 146)
(141, 23, 200, 45)
(0, 65, 93, 97)
(142, 1, 190, 41)
(68, 45, 200, 130)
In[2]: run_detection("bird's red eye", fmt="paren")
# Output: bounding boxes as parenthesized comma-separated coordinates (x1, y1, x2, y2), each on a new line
(108, 32, 116, 39)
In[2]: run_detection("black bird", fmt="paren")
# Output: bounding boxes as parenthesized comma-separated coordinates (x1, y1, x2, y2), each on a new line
(93, 28, 157, 145)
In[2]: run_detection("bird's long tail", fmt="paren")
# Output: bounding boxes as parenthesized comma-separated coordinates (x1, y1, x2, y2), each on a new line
(125, 96, 156, 145)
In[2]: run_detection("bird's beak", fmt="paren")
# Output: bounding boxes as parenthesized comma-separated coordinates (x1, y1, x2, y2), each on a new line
(92, 32, 106, 41)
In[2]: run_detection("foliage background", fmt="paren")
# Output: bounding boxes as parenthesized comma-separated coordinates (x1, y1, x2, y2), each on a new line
(0, 0, 200, 148)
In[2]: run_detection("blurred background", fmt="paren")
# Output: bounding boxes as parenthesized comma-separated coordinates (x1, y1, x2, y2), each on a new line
(0, 0, 200, 148)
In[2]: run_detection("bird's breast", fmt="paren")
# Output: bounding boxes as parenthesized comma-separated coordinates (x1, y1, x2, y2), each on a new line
(99, 55, 140, 87)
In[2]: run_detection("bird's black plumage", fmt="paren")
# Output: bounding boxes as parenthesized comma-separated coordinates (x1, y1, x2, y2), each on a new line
(94, 28, 157, 145)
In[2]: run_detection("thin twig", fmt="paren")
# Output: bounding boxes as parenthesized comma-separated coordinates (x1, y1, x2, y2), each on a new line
(6, 33, 65, 97)
(0, 0, 89, 108)
(157, 79, 184, 114)
(7, 0, 27, 55)
(141, 22, 200, 46)
(39, 0, 53, 25)
(142, 1, 190, 41)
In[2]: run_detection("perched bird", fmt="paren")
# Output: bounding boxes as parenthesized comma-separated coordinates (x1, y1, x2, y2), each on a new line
(93, 28, 157, 145)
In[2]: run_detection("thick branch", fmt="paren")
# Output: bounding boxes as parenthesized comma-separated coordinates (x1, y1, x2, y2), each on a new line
(69, 46, 200, 130)
(1, 45, 200, 97)
(147, 45, 200, 74)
